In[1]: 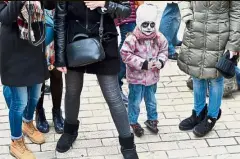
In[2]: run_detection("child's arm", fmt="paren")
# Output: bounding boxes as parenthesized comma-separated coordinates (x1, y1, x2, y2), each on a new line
(157, 33, 169, 69)
(121, 35, 148, 71)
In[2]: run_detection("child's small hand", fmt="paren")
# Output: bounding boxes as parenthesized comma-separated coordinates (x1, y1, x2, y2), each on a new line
(148, 61, 155, 69)
(153, 61, 162, 69)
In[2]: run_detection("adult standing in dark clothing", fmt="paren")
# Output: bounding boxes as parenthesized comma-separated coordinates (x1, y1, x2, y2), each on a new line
(54, 1, 139, 158)
(0, 1, 55, 159)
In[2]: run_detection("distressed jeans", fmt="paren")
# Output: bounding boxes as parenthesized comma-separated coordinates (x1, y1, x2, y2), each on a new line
(193, 77, 224, 118)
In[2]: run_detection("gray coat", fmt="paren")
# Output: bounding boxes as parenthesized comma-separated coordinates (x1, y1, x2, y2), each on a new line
(177, 1, 240, 79)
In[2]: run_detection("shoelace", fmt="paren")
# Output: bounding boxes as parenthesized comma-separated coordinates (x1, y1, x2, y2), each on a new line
(16, 139, 29, 154)
(26, 122, 38, 134)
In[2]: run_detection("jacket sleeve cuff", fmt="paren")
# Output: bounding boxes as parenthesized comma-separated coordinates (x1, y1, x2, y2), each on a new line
(54, 62, 66, 67)
(141, 60, 148, 70)
(159, 59, 164, 69)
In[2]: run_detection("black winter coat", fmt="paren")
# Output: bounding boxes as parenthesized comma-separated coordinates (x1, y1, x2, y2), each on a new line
(0, 1, 55, 87)
(54, 1, 131, 75)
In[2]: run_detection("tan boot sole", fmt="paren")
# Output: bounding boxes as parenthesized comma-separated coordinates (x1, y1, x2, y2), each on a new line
(22, 130, 45, 144)
(10, 149, 21, 159)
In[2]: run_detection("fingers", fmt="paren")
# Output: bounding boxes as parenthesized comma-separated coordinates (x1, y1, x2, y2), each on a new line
(57, 67, 67, 74)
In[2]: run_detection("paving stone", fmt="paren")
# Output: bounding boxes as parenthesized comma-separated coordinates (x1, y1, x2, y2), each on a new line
(196, 146, 228, 156)
(167, 148, 198, 158)
(81, 117, 109, 124)
(73, 139, 102, 149)
(177, 140, 209, 149)
(226, 145, 240, 153)
(216, 129, 240, 137)
(207, 138, 237, 146)
(41, 142, 56, 151)
(160, 132, 190, 141)
(56, 148, 87, 158)
(148, 141, 179, 151)
(138, 151, 168, 159)
(87, 146, 119, 156)
(0, 145, 9, 154)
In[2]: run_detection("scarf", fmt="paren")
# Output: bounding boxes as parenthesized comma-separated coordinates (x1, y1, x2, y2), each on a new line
(132, 27, 157, 40)
(4, 1, 44, 41)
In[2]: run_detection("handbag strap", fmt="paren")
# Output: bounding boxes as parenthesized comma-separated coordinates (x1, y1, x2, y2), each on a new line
(99, 14, 104, 43)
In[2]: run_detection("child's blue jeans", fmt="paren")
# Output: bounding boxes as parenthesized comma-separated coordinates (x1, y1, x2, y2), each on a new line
(128, 84, 158, 124)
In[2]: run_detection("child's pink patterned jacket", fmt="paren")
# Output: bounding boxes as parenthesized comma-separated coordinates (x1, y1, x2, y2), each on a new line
(121, 28, 168, 86)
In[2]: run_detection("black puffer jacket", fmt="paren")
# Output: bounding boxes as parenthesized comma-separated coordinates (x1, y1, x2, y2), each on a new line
(54, 1, 131, 75)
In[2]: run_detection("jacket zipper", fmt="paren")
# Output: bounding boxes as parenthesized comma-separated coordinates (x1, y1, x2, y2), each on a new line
(86, 8, 89, 31)
(201, 2, 209, 77)
(85, 7, 89, 73)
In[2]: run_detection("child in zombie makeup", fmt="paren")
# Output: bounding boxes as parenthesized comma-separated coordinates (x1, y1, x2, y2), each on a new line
(121, 4, 169, 137)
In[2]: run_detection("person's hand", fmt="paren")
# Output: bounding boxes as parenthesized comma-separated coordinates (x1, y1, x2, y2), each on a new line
(153, 61, 162, 69)
(229, 51, 239, 59)
(48, 65, 55, 71)
(84, 1, 106, 10)
(57, 67, 67, 74)
(148, 61, 155, 69)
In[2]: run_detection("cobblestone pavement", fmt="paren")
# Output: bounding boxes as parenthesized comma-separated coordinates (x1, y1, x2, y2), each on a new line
(0, 60, 240, 159)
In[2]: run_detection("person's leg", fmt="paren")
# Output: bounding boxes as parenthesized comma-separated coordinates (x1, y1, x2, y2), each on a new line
(3, 85, 12, 108)
(118, 22, 136, 106)
(8, 86, 35, 159)
(9, 86, 28, 140)
(35, 83, 50, 133)
(50, 68, 63, 110)
(193, 77, 224, 137)
(208, 77, 224, 118)
(171, 4, 181, 46)
(144, 84, 159, 133)
(193, 77, 208, 115)
(97, 74, 138, 158)
(56, 70, 84, 153)
(235, 66, 240, 89)
(159, 3, 180, 58)
(50, 68, 64, 134)
(22, 84, 45, 144)
(179, 77, 208, 131)
(128, 83, 145, 137)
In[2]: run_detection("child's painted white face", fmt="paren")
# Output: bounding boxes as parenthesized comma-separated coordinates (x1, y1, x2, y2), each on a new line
(140, 21, 156, 35)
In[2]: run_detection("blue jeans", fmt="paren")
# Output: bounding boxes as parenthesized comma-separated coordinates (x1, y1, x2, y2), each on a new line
(128, 84, 158, 124)
(235, 66, 240, 87)
(193, 77, 224, 118)
(8, 84, 42, 139)
(3, 85, 11, 108)
(159, 3, 181, 55)
(118, 22, 136, 90)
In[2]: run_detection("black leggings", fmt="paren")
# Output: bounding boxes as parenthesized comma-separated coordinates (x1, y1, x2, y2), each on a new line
(36, 68, 63, 110)
(65, 69, 131, 138)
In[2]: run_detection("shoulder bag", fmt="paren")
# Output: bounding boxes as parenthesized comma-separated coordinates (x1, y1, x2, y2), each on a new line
(66, 14, 105, 67)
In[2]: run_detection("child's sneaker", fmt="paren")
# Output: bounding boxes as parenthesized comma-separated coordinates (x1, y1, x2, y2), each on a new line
(131, 123, 144, 137)
(144, 120, 159, 133)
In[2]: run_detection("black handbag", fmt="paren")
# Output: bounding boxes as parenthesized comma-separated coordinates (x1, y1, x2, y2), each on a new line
(216, 50, 239, 79)
(66, 15, 105, 67)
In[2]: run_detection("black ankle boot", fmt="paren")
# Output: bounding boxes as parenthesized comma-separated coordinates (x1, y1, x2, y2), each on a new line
(179, 104, 208, 131)
(52, 108, 64, 134)
(35, 108, 49, 133)
(193, 109, 222, 137)
(56, 120, 79, 153)
(119, 134, 139, 159)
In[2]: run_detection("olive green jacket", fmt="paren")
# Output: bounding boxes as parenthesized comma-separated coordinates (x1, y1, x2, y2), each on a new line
(177, 1, 240, 79)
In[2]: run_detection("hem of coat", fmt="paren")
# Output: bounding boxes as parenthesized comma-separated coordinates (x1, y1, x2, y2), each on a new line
(1, 77, 49, 87)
